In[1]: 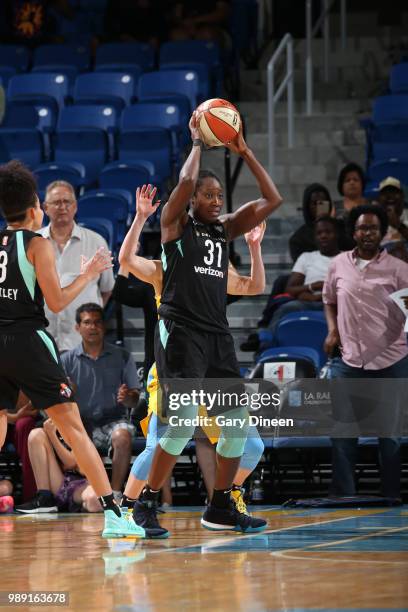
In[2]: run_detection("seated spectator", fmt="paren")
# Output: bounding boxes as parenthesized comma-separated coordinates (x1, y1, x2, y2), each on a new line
(0, 479, 13, 513)
(241, 216, 340, 352)
(15, 419, 101, 514)
(378, 177, 408, 247)
(5, 392, 39, 502)
(333, 162, 367, 219)
(38, 181, 114, 352)
(289, 183, 334, 262)
(61, 303, 140, 502)
(112, 265, 157, 380)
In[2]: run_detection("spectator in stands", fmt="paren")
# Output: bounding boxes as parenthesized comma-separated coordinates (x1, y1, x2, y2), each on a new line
(333, 162, 367, 219)
(377, 177, 408, 247)
(15, 419, 101, 514)
(38, 181, 114, 352)
(61, 303, 140, 502)
(323, 204, 408, 501)
(5, 392, 38, 502)
(241, 216, 340, 352)
(289, 183, 334, 262)
(112, 265, 157, 380)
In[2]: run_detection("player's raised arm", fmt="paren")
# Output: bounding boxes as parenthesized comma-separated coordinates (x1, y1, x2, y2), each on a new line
(220, 127, 282, 240)
(227, 222, 266, 295)
(160, 112, 203, 234)
(118, 184, 162, 293)
(28, 238, 112, 313)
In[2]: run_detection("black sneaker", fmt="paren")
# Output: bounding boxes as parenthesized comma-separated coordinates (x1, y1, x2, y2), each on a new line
(15, 491, 58, 514)
(201, 501, 267, 533)
(133, 499, 169, 539)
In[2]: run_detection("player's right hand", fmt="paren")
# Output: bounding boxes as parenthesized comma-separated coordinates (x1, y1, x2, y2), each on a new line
(136, 184, 161, 218)
(81, 247, 113, 280)
(189, 110, 202, 141)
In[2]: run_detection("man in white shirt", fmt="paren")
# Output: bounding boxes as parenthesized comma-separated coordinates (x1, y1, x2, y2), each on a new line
(38, 181, 115, 351)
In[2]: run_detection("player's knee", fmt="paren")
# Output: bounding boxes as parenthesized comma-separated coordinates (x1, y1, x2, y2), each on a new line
(241, 435, 264, 470)
(28, 427, 46, 446)
(159, 434, 191, 456)
(216, 435, 246, 458)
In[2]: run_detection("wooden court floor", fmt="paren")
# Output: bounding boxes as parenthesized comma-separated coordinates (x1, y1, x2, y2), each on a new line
(1, 506, 407, 612)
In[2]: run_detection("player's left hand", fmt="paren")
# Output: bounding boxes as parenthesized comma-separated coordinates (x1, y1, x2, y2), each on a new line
(225, 122, 248, 156)
(245, 221, 266, 245)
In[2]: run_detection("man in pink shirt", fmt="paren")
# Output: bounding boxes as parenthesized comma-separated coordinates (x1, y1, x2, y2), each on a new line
(323, 204, 408, 501)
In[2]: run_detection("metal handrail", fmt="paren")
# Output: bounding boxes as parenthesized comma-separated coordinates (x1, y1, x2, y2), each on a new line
(267, 32, 294, 177)
(306, 0, 347, 115)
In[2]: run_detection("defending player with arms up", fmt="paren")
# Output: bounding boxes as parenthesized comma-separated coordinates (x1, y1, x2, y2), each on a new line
(0, 160, 144, 539)
(125, 113, 282, 535)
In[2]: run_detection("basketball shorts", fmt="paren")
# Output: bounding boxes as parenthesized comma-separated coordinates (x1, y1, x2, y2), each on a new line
(154, 318, 242, 416)
(0, 329, 74, 412)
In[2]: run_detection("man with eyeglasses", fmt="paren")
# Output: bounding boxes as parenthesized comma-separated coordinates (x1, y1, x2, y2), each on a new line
(38, 181, 114, 351)
(323, 204, 408, 502)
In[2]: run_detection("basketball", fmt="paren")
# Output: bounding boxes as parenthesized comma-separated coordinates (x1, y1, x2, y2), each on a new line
(196, 98, 241, 147)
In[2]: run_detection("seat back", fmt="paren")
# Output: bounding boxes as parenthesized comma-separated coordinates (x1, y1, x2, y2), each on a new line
(96, 42, 155, 71)
(138, 70, 199, 112)
(74, 72, 135, 109)
(33, 43, 90, 71)
(276, 317, 328, 368)
(8, 73, 69, 109)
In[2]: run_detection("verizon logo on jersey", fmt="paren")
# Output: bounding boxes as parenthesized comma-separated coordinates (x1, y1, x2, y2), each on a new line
(194, 265, 224, 278)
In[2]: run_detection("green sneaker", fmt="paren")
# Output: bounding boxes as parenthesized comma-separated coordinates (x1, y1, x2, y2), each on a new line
(102, 509, 146, 539)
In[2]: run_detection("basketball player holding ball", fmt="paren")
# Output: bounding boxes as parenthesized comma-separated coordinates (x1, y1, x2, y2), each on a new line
(134, 107, 282, 535)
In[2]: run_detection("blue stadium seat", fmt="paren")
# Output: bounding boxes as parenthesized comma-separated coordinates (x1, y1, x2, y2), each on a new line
(373, 95, 408, 123)
(159, 62, 210, 101)
(371, 122, 408, 145)
(57, 105, 118, 158)
(31, 64, 79, 91)
(0, 129, 44, 168)
(159, 40, 220, 71)
(367, 160, 408, 186)
(78, 217, 115, 253)
(96, 42, 155, 72)
(121, 103, 182, 159)
(53, 129, 109, 187)
(138, 94, 191, 146)
(256, 346, 321, 370)
(2, 100, 55, 131)
(118, 128, 173, 185)
(73, 72, 136, 112)
(7, 73, 70, 113)
(0, 45, 30, 72)
(0, 67, 17, 87)
(138, 70, 199, 112)
(99, 162, 154, 202)
(372, 142, 408, 163)
(276, 315, 328, 368)
(77, 191, 128, 244)
(34, 162, 86, 196)
(159, 40, 222, 95)
(390, 63, 408, 94)
(83, 187, 133, 214)
(33, 43, 90, 72)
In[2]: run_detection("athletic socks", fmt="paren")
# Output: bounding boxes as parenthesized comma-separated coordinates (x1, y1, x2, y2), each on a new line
(121, 495, 138, 509)
(140, 485, 160, 503)
(211, 488, 233, 509)
(99, 493, 121, 518)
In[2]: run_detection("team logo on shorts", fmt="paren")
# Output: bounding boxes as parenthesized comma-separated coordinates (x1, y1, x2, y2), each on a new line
(60, 383, 72, 398)
(2, 236, 8, 246)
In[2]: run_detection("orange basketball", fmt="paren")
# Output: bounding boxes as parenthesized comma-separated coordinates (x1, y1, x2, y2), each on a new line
(196, 98, 241, 147)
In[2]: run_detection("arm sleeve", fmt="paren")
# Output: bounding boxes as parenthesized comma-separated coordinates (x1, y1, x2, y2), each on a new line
(322, 260, 338, 305)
